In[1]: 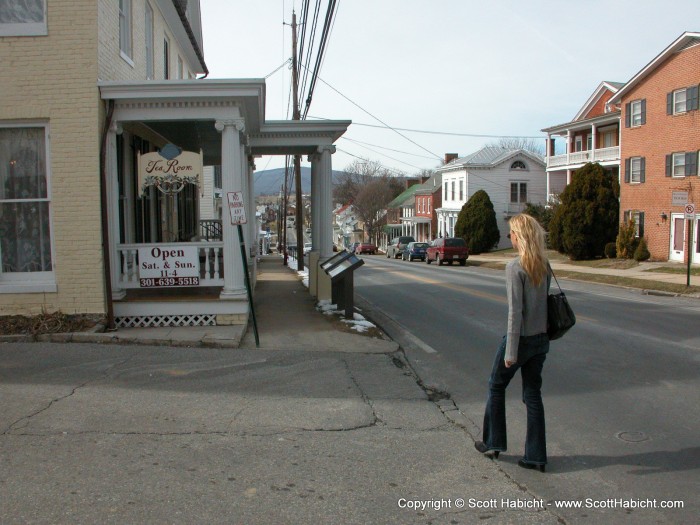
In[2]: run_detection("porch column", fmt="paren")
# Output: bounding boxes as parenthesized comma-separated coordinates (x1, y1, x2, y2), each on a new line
(318, 145, 335, 257)
(566, 130, 572, 164)
(591, 124, 597, 160)
(216, 118, 247, 300)
(248, 157, 256, 258)
(106, 121, 125, 300)
(309, 152, 321, 250)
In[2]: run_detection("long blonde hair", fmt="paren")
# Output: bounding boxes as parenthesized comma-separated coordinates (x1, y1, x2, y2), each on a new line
(509, 213, 548, 286)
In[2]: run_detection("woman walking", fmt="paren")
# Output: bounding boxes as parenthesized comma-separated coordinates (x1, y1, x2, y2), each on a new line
(474, 213, 550, 472)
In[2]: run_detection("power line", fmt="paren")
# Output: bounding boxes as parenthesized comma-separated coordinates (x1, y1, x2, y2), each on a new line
(308, 115, 544, 140)
(339, 137, 430, 170)
(340, 136, 437, 160)
(300, 69, 443, 161)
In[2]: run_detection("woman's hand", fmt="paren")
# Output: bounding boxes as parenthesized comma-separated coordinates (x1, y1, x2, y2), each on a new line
(504, 359, 516, 368)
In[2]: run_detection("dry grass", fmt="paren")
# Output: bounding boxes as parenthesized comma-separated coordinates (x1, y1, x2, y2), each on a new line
(0, 311, 104, 336)
(646, 266, 700, 276)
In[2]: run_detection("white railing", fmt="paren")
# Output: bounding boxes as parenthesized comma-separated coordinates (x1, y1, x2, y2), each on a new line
(505, 202, 526, 215)
(116, 242, 224, 289)
(547, 146, 620, 168)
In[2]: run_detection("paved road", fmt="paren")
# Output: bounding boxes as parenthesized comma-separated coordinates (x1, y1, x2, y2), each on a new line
(355, 254, 700, 524)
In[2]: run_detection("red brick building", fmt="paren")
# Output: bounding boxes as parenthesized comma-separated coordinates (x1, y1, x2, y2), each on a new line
(609, 32, 700, 263)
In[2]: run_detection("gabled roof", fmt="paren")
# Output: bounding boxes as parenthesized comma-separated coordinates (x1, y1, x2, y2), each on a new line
(414, 173, 443, 194)
(386, 184, 421, 209)
(609, 31, 700, 104)
(436, 146, 545, 171)
(573, 81, 625, 121)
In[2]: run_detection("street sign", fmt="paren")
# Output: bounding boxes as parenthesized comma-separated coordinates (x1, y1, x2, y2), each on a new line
(672, 191, 689, 206)
(685, 203, 696, 220)
(227, 191, 247, 224)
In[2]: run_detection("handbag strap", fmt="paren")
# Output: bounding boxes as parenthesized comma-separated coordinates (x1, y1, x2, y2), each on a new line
(547, 262, 564, 293)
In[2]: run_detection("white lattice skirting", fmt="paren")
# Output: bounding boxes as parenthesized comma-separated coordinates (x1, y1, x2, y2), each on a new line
(115, 314, 217, 328)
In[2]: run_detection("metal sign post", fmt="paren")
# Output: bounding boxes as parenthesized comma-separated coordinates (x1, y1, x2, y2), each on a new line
(228, 192, 259, 347)
(685, 203, 695, 287)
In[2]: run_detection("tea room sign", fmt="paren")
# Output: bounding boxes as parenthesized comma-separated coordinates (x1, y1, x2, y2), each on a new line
(138, 144, 203, 196)
(138, 246, 200, 287)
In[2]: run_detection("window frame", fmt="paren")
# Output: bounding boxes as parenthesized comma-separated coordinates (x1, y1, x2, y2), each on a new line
(0, 122, 56, 293)
(510, 160, 527, 171)
(672, 152, 686, 177)
(630, 157, 642, 183)
(0, 0, 47, 37)
(510, 181, 527, 204)
(630, 100, 643, 126)
(673, 89, 687, 114)
(119, 0, 134, 63)
(163, 35, 171, 79)
(145, 2, 155, 79)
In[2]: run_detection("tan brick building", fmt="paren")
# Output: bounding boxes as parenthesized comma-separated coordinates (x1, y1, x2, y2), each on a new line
(1, 1, 349, 326)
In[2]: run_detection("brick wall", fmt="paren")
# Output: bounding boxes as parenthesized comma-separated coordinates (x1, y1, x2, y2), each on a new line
(620, 43, 700, 261)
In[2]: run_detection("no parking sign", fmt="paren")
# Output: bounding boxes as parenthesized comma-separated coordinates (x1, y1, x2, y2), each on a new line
(684, 203, 695, 220)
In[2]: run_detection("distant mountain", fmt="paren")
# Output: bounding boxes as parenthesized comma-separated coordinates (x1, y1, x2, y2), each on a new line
(253, 167, 346, 196)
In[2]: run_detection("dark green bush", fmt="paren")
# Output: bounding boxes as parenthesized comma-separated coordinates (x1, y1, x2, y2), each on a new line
(548, 163, 619, 260)
(454, 190, 500, 254)
(604, 242, 617, 259)
(634, 237, 651, 261)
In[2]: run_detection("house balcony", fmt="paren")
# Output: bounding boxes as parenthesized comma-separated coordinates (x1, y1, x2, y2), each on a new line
(547, 146, 620, 170)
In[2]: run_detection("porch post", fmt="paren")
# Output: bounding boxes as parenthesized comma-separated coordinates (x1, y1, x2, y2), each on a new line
(318, 145, 335, 257)
(216, 118, 247, 300)
(591, 124, 597, 161)
(248, 156, 256, 258)
(106, 121, 125, 300)
(310, 152, 321, 250)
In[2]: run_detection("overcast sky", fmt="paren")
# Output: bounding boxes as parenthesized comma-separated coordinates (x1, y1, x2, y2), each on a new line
(200, 1, 700, 176)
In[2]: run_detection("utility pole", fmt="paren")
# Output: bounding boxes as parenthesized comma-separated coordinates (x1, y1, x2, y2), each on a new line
(291, 11, 304, 271)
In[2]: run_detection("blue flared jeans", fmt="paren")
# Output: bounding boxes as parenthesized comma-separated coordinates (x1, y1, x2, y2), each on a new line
(481, 333, 549, 465)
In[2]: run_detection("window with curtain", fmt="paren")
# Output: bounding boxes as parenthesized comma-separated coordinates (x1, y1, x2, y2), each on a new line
(0, 126, 53, 277)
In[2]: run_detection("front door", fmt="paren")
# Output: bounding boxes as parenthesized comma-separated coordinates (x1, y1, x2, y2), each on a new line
(670, 215, 685, 262)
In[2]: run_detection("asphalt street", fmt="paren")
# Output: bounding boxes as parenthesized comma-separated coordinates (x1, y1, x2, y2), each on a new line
(354, 254, 700, 524)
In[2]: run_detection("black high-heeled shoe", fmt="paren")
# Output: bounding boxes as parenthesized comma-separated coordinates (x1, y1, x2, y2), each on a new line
(518, 459, 545, 472)
(474, 441, 500, 458)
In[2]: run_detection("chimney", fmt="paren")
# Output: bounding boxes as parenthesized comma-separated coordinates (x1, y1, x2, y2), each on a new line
(444, 153, 458, 165)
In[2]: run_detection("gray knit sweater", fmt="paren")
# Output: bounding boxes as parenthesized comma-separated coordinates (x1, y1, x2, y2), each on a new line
(505, 257, 550, 362)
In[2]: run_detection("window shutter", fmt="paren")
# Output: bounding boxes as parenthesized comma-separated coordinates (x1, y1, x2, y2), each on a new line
(640, 157, 646, 183)
(625, 103, 631, 127)
(689, 85, 699, 111)
(623, 210, 630, 224)
(686, 151, 698, 176)
(667, 93, 673, 115)
(624, 158, 631, 183)
(639, 212, 645, 238)
(641, 99, 646, 124)
(665, 154, 672, 177)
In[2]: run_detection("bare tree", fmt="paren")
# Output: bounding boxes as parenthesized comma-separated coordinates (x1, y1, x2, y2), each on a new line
(353, 176, 397, 243)
(334, 158, 400, 204)
(489, 137, 545, 156)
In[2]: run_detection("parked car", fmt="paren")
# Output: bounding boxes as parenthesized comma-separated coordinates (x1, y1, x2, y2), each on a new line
(401, 242, 429, 261)
(426, 237, 469, 266)
(355, 242, 377, 255)
(386, 236, 415, 259)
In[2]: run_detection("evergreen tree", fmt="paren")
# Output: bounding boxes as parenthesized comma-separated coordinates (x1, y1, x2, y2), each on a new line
(548, 163, 619, 260)
(455, 190, 500, 254)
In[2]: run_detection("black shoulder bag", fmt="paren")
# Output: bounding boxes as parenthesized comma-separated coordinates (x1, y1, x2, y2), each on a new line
(547, 266, 576, 340)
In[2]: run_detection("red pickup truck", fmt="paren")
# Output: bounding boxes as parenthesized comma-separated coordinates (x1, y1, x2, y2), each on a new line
(426, 237, 469, 266)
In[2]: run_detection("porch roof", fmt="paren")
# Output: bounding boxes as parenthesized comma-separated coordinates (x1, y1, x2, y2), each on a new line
(98, 80, 350, 164)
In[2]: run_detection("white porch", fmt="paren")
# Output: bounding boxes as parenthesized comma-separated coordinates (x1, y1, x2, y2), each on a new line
(99, 80, 349, 328)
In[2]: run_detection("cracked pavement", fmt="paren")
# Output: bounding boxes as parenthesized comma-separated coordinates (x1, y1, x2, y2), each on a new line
(0, 342, 563, 524)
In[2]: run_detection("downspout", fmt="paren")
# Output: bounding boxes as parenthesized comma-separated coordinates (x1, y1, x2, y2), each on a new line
(100, 99, 116, 330)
